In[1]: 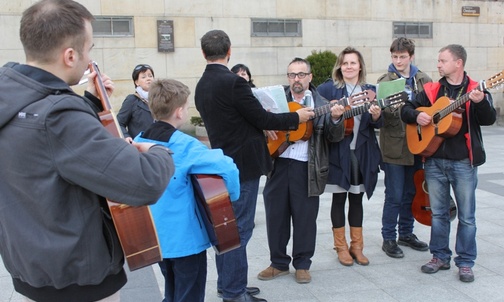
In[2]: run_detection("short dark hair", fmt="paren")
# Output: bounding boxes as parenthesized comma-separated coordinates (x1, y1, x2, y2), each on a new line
(390, 37, 415, 56)
(332, 46, 367, 87)
(20, 0, 94, 63)
(288, 57, 311, 73)
(148, 79, 190, 121)
(440, 44, 467, 67)
(132, 64, 155, 87)
(200, 30, 231, 61)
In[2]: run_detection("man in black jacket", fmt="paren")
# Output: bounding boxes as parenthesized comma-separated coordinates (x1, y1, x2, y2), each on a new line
(194, 30, 315, 302)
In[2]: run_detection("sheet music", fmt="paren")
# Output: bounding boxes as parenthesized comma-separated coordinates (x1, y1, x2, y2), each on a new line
(252, 85, 289, 113)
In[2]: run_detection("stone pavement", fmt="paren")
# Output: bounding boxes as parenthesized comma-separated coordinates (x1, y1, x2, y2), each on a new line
(2, 125, 504, 302)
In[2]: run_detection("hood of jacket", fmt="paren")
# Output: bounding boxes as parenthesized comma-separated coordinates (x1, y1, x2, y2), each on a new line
(0, 62, 74, 128)
(387, 63, 420, 87)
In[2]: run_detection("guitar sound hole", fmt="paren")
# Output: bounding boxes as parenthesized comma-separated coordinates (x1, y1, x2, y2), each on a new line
(432, 113, 440, 124)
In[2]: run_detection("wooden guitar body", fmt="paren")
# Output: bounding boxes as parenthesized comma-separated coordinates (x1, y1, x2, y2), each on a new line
(267, 102, 313, 157)
(107, 202, 162, 270)
(406, 96, 462, 157)
(412, 169, 457, 226)
(91, 62, 161, 271)
(412, 169, 433, 226)
(343, 113, 354, 136)
(191, 174, 241, 255)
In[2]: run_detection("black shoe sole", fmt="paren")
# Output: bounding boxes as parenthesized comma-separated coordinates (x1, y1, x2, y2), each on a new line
(382, 246, 404, 258)
(397, 240, 429, 251)
(218, 287, 260, 298)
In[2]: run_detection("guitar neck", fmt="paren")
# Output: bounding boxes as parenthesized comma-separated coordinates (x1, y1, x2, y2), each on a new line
(433, 68, 504, 122)
(313, 97, 349, 118)
(90, 62, 113, 111)
(90, 62, 124, 139)
(342, 102, 372, 119)
(340, 91, 407, 120)
(435, 81, 484, 122)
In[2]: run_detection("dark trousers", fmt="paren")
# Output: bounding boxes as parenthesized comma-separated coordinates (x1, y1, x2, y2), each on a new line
(263, 158, 320, 271)
(216, 178, 260, 299)
(159, 250, 207, 302)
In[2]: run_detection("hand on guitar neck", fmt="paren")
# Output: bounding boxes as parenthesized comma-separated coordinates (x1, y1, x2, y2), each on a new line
(467, 89, 485, 103)
(296, 107, 315, 123)
(330, 102, 346, 121)
(87, 62, 115, 102)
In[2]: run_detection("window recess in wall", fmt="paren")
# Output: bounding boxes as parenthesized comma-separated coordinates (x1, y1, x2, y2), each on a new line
(393, 22, 432, 39)
(251, 19, 302, 37)
(92, 16, 134, 37)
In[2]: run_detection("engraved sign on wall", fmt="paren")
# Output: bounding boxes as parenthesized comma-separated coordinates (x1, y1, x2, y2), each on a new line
(461, 6, 480, 17)
(157, 20, 174, 52)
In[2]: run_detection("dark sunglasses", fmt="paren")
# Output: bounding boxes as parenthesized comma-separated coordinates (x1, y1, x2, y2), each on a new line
(134, 64, 151, 71)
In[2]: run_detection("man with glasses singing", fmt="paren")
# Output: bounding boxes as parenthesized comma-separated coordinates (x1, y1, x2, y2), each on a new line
(258, 57, 345, 284)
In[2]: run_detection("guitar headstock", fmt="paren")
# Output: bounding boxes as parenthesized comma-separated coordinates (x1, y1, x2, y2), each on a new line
(483, 70, 504, 90)
(377, 91, 408, 109)
(347, 90, 376, 107)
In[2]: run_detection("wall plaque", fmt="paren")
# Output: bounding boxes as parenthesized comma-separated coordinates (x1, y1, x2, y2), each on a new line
(157, 20, 174, 52)
(462, 6, 480, 17)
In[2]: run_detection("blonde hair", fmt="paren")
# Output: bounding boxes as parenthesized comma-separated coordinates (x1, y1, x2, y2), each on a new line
(148, 79, 190, 121)
(332, 46, 367, 88)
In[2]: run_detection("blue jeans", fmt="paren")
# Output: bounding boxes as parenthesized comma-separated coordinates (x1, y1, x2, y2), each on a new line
(425, 158, 477, 268)
(381, 162, 420, 240)
(216, 178, 260, 299)
(159, 250, 207, 302)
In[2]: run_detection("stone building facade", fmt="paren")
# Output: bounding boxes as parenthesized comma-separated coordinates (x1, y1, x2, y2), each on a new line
(1, 0, 503, 121)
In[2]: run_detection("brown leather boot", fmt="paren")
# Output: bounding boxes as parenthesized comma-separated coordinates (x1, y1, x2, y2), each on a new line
(332, 227, 354, 266)
(349, 227, 369, 266)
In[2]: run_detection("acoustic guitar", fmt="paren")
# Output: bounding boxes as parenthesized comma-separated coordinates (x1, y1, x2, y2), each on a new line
(90, 62, 162, 271)
(267, 90, 375, 158)
(406, 70, 504, 157)
(412, 168, 457, 226)
(191, 174, 241, 255)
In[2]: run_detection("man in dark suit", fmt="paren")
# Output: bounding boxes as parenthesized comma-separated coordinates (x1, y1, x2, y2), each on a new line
(194, 30, 314, 302)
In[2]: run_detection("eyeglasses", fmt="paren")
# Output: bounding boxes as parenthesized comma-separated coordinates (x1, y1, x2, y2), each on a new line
(287, 72, 310, 79)
(134, 64, 151, 71)
(391, 55, 410, 60)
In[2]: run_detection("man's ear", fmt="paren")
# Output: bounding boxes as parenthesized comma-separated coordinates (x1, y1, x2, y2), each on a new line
(62, 47, 77, 68)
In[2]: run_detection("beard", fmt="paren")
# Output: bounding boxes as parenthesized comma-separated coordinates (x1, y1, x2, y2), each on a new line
(291, 82, 304, 94)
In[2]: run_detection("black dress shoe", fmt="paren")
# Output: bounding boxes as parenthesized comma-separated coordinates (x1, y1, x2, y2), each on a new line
(382, 240, 404, 258)
(223, 292, 267, 302)
(218, 287, 260, 298)
(398, 234, 429, 251)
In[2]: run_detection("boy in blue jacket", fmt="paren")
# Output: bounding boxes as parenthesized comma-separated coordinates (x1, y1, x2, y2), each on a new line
(135, 78, 240, 302)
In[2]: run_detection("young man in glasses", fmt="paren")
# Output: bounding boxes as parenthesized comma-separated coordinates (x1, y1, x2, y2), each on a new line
(377, 37, 431, 259)
(258, 57, 346, 284)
